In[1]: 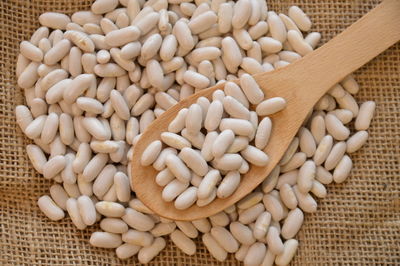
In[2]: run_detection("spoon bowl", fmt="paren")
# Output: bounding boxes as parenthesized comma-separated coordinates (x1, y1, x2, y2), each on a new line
(131, 0, 400, 221)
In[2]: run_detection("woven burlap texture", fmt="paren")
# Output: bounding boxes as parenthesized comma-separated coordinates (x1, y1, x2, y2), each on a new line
(0, 0, 399, 264)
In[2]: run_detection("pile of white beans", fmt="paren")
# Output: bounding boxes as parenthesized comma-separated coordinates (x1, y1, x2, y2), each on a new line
(141, 76, 287, 209)
(15, 0, 375, 264)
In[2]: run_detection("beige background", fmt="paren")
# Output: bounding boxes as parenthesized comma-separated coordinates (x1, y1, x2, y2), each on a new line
(0, 0, 399, 264)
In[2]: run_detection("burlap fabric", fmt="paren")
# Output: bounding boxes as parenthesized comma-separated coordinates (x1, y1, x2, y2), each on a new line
(0, 0, 399, 264)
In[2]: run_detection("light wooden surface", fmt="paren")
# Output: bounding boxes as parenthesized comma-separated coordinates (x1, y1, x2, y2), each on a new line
(131, 0, 400, 221)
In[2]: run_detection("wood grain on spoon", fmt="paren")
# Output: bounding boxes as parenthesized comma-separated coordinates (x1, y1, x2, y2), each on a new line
(131, 0, 400, 221)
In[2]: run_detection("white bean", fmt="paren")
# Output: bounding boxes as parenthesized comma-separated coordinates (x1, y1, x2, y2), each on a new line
(174, 186, 198, 210)
(42, 155, 66, 179)
(37, 195, 65, 221)
(77, 195, 97, 225)
(230, 222, 255, 245)
(192, 218, 211, 233)
(239, 74, 264, 104)
(90, 232, 122, 248)
(165, 154, 191, 182)
(281, 208, 304, 239)
(217, 171, 240, 198)
(288, 6, 312, 31)
(221, 37, 242, 71)
(122, 229, 154, 246)
(173, 20, 195, 51)
(116, 243, 140, 260)
(93, 164, 117, 197)
(297, 160, 316, 193)
(325, 114, 350, 141)
(122, 207, 155, 231)
(44, 39, 72, 65)
(292, 186, 317, 213)
(151, 222, 176, 237)
(232, 0, 251, 29)
(66, 198, 87, 229)
(324, 141, 347, 171)
(333, 155, 353, 183)
(287, 30, 312, 56)
(266, 226, 284, 255)
(189, 11, 217, 34)
(179, 147, 208, 176)
(202, 233, 228, 262)
(82, 153, 108, 182)
(355, 101, 376, 130)
(220, 118, 254, 137)
(138, 237, 166, 264)
(213, 154, 243, 171)
(313, 135, 333, 165)
(244, 242, 267, 266)
(141, 140, 162, 166)
(346, 131, 369, 153)
(198, 170, 221, 199)
(241, 145, 269, 166)
(256, 97, 287, 116)
(211, 226, 239, 253)
(275, 239, 299, 266)
(201, 131, 219, 161)
(162, 179, 190, 202)
(114, 172, 131, 202)
(170, 229, 197, 255)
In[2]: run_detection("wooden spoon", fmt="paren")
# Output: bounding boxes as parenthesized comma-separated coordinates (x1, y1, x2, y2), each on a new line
(131, 0, 400, 221)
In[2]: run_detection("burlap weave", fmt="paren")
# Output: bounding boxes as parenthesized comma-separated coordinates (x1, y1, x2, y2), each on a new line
(0, 0, 399, 264)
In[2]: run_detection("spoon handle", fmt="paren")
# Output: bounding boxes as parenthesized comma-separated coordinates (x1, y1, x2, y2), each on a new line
(255, 0, 400, 105)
